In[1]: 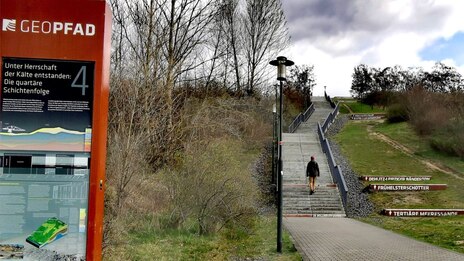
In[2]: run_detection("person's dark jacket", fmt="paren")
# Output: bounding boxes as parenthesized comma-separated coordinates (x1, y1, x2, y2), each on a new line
(306, 160, 320, 177)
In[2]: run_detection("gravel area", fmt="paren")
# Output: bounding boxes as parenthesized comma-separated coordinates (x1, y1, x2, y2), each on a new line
(24, 248, 84, 261)
(326, 115, 374, 218)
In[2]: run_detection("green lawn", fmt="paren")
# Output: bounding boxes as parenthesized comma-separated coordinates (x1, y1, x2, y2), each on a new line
(335, 121, 464, 253)
(339, 101, 386, 114)
(104, 215, 301, 261)
(375, 122, 464, 178)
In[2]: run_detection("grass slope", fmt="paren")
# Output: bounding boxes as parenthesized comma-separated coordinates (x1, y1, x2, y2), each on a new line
(335, 121, 464, 253)
(337, 101, 386, 114)
(375, 122, 464, 177)
(104, 215, 301, 261)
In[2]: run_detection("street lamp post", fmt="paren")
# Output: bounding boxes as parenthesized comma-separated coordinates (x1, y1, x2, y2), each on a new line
(272, 103, 276, 190)
(269, 56, 294, 253)
(273, 84, 279, 205)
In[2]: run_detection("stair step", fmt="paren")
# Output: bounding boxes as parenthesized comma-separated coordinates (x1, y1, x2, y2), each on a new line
(284, 210, 346, 215)
(284, 201, 344, 207)
(284, 200, 342, 204)
(283, 208, 343, 213)
(281, 103, 346, 217)
(283, 214, 346, 217)
(284, 195, 340, 198)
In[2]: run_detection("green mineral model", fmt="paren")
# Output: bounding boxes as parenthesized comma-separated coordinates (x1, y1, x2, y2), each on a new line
(26, 218, 68, 248)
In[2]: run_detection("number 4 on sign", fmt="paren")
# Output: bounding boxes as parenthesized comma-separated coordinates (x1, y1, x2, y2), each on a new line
(71, 66, 89, 95)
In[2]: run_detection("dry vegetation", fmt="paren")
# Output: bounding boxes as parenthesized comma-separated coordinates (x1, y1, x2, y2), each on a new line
(350, 62, 464, 158)
(104, 1, 290, 256)
(103, 87, 280, 256)
(393, 87, 464, 158)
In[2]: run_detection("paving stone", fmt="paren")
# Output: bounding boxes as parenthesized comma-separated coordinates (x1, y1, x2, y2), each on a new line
(284, 217, 464, 261)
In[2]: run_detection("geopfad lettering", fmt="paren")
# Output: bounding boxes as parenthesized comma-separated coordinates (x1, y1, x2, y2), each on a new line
(2, 18, 95, 36)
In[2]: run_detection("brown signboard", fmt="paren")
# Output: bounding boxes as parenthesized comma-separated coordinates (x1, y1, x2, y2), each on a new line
(0, 0, 111, 260)
(361, 176, 432, 182)
(369, 184, 447, 191)
(350, 114, 386, 120)
(382, 209, 464, 217)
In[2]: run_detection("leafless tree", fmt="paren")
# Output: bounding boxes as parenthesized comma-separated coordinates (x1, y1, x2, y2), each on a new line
(220, 0, 243, 93)
(157, 0, 215, 129)
(242, 0, 289, 95)
(104, 0, 291, 249)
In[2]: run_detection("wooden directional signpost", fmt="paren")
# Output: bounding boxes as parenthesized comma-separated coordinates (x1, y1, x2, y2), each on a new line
(363, 176, 462, 218)
(382, 209, 464, 217)
(361, 176, 432, 182)
(369, 184, 447, 192)
(0, 1, 111, 260)
(350, 114, 385, 120)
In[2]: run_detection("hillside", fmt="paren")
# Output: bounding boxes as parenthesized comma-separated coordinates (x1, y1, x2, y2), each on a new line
(333, 118, 464, 253)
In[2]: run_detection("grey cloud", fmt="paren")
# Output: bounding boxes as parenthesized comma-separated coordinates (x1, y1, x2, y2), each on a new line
(282, 0, 452, 55)
(283, 0, 356, 39)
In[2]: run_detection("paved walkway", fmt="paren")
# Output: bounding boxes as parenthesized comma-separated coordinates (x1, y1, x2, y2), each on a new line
(285, 217, 464, 260)
(282, 97, 464, 260)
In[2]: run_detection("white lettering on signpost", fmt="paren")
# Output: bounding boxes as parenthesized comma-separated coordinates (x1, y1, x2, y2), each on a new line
(6, 19, 96, 36)
(31, 20, 39, 33)
(64, 23, 73, 34)
(53, 22, 64, 34)
(86, 24, 95, 36)
(20, 20, 30, 32)
(42, 21, 51, 33)
(384, 209, 463, 217)
(74, 24, 84, 35)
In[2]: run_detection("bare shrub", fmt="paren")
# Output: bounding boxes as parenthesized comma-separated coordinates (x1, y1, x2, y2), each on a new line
(430, 120, 464, 158)
(179, 98, 264, 145)
(153, 97, 272, 235)
(104, 81, 273, 246)
(283, 86, 304, 111)
(430, 92, 464, 158)
(386, 103, 409, 123)
(104, 77, 168, 249)
(405, 86, 450, 135)
(158, 140, 258, 235)
(103, 130, 152, 246)
(401, 86, 464, 158)
(253, 143, 275, 206)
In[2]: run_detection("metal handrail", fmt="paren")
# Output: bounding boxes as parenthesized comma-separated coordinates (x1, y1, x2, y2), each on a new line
(317, 106, 348, 210)
(288, 103, 314, 133)
(288, 113, 303, 133)
(321, 102, 340, 133)
(303, 103, 315, 122)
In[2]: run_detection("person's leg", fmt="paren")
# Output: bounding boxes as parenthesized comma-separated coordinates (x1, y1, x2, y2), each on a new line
(310, 177, 315, 192)
(312, 177, 316, 193)
(308, 176, 312, 194)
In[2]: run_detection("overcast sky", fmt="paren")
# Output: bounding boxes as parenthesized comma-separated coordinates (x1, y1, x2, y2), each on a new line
(281, 0, 464, 97)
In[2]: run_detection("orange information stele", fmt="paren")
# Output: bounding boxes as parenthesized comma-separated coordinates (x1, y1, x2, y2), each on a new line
(0, 0, 111, 260)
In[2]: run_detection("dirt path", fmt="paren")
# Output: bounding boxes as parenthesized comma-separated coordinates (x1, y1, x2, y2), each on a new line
(366, 125, 464, 181)
(342, 103, 354, 113)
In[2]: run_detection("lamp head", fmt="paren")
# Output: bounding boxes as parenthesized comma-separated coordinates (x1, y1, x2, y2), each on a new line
(270, 56, 294, 81)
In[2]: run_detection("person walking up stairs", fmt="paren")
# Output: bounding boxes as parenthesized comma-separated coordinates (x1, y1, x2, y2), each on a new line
(306, 156, 320, 195)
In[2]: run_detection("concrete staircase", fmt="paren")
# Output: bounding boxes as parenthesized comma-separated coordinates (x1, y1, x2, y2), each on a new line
(282, 97, 345, 217)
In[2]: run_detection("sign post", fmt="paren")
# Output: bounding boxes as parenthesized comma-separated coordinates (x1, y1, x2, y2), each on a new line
(0, 0, 111, 260)
(369, 184, 447, 192)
